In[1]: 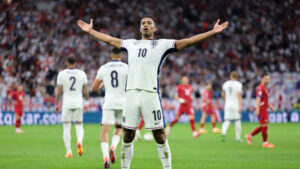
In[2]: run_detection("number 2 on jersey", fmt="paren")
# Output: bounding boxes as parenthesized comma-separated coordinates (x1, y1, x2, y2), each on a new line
(138, 48, 147, 57)
(111, 71, 119, 88)
(69, 76, 76, 91)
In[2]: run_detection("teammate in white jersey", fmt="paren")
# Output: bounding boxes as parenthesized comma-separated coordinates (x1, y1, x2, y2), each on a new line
(78, 15, 228, 169)
(55, 56, 89, 158)
(221, 71, 243, 142)
(92, 48, 128, 168)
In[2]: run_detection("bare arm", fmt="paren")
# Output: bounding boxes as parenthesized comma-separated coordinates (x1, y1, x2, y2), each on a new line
(77, 19, 121, 49)
(268, 104, 275, 112)
(92, 79, 103, 92)
(176, 19, 229, 51)
(221, 91, 225, 101)
(55, 85, 63, 114)
(83, 84, 89, 113)
(237, 92, 242, 113)
(255, 97, 261, 116)
(83, 84, 89, 101)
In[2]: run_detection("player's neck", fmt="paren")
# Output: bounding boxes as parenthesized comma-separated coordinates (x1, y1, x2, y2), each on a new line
(67, 66, 76, 69)
(111, 59, 121, 61)
(142, 34, 154, 40)
(261, 82, 266, 86)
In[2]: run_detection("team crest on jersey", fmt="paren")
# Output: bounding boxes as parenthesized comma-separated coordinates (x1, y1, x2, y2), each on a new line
(151, 40, 158, 48)
(133, 41, 139, 45)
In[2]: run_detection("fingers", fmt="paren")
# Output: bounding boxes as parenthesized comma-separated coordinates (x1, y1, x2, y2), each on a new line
(223, 21, 229, 27)
(77, 20, 85, 27)
(216, 19, 220, 25)
(90, 18, 93, 24)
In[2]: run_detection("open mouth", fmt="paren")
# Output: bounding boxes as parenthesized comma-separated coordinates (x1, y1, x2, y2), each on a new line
(144, 28, 149, 31)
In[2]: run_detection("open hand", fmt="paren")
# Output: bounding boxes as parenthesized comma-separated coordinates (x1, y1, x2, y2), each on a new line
(77, 19, 93, 33)
(213, 19, 229, 33)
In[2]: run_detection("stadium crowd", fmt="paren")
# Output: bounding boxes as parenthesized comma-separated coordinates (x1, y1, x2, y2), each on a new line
(0, 0, 299, 110)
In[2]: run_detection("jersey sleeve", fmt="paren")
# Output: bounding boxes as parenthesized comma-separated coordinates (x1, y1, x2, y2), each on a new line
(222, 83, 226, 91)
(161, 39, 177, 51)
(96, 67, 103, 80)
(237, 83, 242, 93)
(57, 72, 63, 85)
(121, 39, 133, 50)
(256, 87, 262, 99)
(82, 72, 88, 84)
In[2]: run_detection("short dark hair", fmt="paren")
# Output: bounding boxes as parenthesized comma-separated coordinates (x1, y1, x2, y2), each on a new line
(67, 56, 76, 65)
(111, 48, 122, 55)
(261, 72, 269, 78)
(230, 71, 238, 79)
(141, 15, 157, 25)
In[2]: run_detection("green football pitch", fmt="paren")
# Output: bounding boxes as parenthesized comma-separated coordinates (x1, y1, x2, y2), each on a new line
(0, 123, 299, 169)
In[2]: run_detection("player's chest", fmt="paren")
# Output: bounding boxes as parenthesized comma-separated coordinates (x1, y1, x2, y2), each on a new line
(181, 87, 192, 96)
(128, 43, 165, 63)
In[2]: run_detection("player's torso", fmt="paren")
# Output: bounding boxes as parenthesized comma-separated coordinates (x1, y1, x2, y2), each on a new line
(202, 89, 212, 103)
(224, 80, 241, 108)
(125, 39, 173, 92)
(101, 61, 128, 109)
(60, 69, 86, 108)
(258, 85, 269, 111)
(178, 85, 193, 105)
(13, 91, 25, 106)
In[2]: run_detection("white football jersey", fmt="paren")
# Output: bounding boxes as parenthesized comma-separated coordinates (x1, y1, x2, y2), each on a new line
(121, 39, 177, 93)
(57, 68, 88, 109)
(96, 61, 128, 110)
(222, 80, 243, 109)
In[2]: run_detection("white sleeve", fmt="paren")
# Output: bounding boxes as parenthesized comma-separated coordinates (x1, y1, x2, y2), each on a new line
(238, 83, 243, 93)
(222, 83, 227, 91)
(82, 72, 88, 84)
(121, 39, 133, 50)
(96, 67, 103, 80)
(57, 72, 63, 85)
(161, 39, 177, 51)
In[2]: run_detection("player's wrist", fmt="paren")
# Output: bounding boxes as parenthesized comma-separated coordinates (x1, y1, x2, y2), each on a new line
(84, 99, 89, 106)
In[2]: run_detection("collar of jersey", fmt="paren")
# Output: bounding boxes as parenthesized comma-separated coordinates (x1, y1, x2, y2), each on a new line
(110, 60, 121, 62)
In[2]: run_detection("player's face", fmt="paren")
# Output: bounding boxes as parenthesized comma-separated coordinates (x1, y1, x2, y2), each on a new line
(140, 18, 156, 38)
(207, 84, 212, 90)
(262, 75, 270, 85)
(182, 77, 189, 85)
(17, 85, 23, 91)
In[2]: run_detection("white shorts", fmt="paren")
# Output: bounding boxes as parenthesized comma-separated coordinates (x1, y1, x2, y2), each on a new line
(224, 107, 241, 120)
(61, 108, 83, 122)
(102, 109, 122, 125)
(122, 90, 165, 130)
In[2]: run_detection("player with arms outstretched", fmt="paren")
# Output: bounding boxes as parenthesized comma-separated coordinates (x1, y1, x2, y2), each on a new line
(221, 71, 243, 142)
(199, 83, 221, 134)
(92, 48, 128, 168)
(55, 56, 89, 157)
(246, 73, 276, 148)
(9, 85, 25, 134)
(78, 16, 228, 169)
(166, 76, 200, 138)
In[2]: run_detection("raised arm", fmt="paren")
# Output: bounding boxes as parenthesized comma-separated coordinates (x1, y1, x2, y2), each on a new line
(77, 19, 121, 49)
(175, 19, 229, 51)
